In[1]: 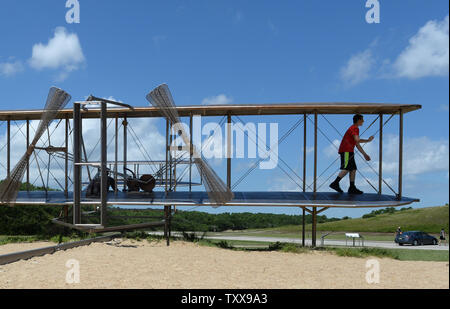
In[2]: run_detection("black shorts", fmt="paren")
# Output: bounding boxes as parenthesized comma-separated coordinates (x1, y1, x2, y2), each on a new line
(340, 152, 357, 171)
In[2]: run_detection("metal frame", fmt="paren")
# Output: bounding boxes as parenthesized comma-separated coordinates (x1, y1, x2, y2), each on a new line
(0, 102, 419, 247)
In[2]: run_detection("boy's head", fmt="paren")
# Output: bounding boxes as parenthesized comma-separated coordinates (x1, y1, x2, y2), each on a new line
(353, 114, 364, 126)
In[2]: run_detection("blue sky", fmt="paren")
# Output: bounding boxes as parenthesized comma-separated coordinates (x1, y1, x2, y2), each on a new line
(0, 0, 448, 218)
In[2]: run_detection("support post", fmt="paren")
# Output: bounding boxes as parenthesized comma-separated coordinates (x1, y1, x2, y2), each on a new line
(398, 110, 403, 200)
(64, 116, 69, 197)
(227, 113, 232, 189)
(378, 114, 383, 194)
(169, 121, 173, 191)
(302, 207, 306, 247)
(123, 117, 128, 191)
(303, 114, 307, 192)
(164, 206, 171, 245)
(7, 119, 10, 179)
(165, 119, 169, 194)
(26, 119, 30, 192)
(73, 103, 82, 225)
(114, 115, 118, 195)
(313, 113, 318, 193)
(189, 115, 193, 193)
(312, 207, 317, 247)
(100, 102, 108, 227)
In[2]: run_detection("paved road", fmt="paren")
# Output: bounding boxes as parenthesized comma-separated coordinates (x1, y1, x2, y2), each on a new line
(148, 232, 449, 251)
(205, 235, 449, 251)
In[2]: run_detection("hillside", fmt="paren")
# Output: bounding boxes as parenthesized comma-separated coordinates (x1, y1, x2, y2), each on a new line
(263, 205, 449, 234)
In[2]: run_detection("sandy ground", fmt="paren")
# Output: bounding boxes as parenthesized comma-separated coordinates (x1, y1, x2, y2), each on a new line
(0, 239, 448, 289)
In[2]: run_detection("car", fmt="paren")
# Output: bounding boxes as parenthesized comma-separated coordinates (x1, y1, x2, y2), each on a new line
(395, 231, 438, 246)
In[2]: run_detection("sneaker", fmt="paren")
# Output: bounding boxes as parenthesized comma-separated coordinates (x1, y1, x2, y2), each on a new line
(348, 186, 364, 195)
(329, 182, 343, 193)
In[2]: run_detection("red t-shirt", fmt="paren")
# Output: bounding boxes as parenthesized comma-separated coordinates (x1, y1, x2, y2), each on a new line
(339, 125, 359, 153)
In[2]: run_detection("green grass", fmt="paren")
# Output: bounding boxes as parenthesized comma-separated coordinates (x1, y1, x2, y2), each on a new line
(199, 240, 449, 262)
(249, 205, 449, 235)
(0, 233, 93, 246)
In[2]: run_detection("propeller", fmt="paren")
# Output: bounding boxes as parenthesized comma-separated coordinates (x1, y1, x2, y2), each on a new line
(0, 87, 71, 204)
(146, 84, 234, 206)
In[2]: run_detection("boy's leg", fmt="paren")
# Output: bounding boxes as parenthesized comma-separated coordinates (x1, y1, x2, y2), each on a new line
(330, 171, 347, 193)
(348, 170, 363, 194)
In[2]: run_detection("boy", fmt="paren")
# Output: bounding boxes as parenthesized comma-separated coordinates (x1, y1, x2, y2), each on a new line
(329, 114, 374, 194)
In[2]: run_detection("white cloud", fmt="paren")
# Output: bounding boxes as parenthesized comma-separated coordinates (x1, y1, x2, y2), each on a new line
(268, 175, 301, 192)
(324, 139, 341, 157)
(201, 94, 233, 105)
(393, 15, 449, 79)
(29, 27, 85, 80)
(0, 60, 24, 77)
(340, 49, 375, 85)
(324, 134, 449, 178)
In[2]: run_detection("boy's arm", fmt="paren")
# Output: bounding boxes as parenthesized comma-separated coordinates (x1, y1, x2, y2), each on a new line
(354, 135, 374, 143)
(354, 135, 372, 161)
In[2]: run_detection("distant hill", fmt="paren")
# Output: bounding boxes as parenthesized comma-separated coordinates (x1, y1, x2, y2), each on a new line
(266, 205, 449, 234)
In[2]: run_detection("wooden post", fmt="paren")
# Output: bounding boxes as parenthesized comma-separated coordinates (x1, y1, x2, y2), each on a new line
(378, 114, 383, 194)
(165, 119, 169, 194)
(189, 115, 193, 193)
(73, 103, 82, 225)
(302, 207, 306, 247)
(313, 113, 318, 193)
(100, 102, 108, 227)
(64, 117, 68, 196)
(227, 113, 232, 189)
(312, 207, 317, 247)
(114, 115, 118, 195)
(398, 110, 403, 200)
(7, 119, 10, 179)
(123, 117, 128, 191)
(26, 119, 30, 192)
(303, 114, 307, 192)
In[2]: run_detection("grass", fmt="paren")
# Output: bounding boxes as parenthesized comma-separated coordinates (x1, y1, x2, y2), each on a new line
(203, 240, 449, 262)
(227, 205, 449, 236)
(0, 233, 95, 246)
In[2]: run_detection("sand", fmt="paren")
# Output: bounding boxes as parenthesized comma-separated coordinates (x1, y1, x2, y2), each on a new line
(0, 239, 448, 289)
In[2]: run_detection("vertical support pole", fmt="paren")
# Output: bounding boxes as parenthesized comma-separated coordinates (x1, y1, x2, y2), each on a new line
(114, 115, 118, 195)
(64, 117, 69, 222)
(169, 121, 173, 191)
(64, 116, 69, 196)
(378, 114, 383, 194)
(7, 119, 10, 179)
(26, 119, 30, 192)
(100, 103, 108, 227)
(302, 207, 306, 247)
(313, 113, 318, 193)
(227, 113, 232, 189)
(312, 207, 317, 247)
(189, 115, 193, 193)
(168, 205, 172, 246)
(165, 119, 169, 194)
(398, 110, 403, 200)
(164, 205, 171, 245)
(73, 103, 82, 225)
(303, 114, 307, 192)
(123, 117, 128, 191)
